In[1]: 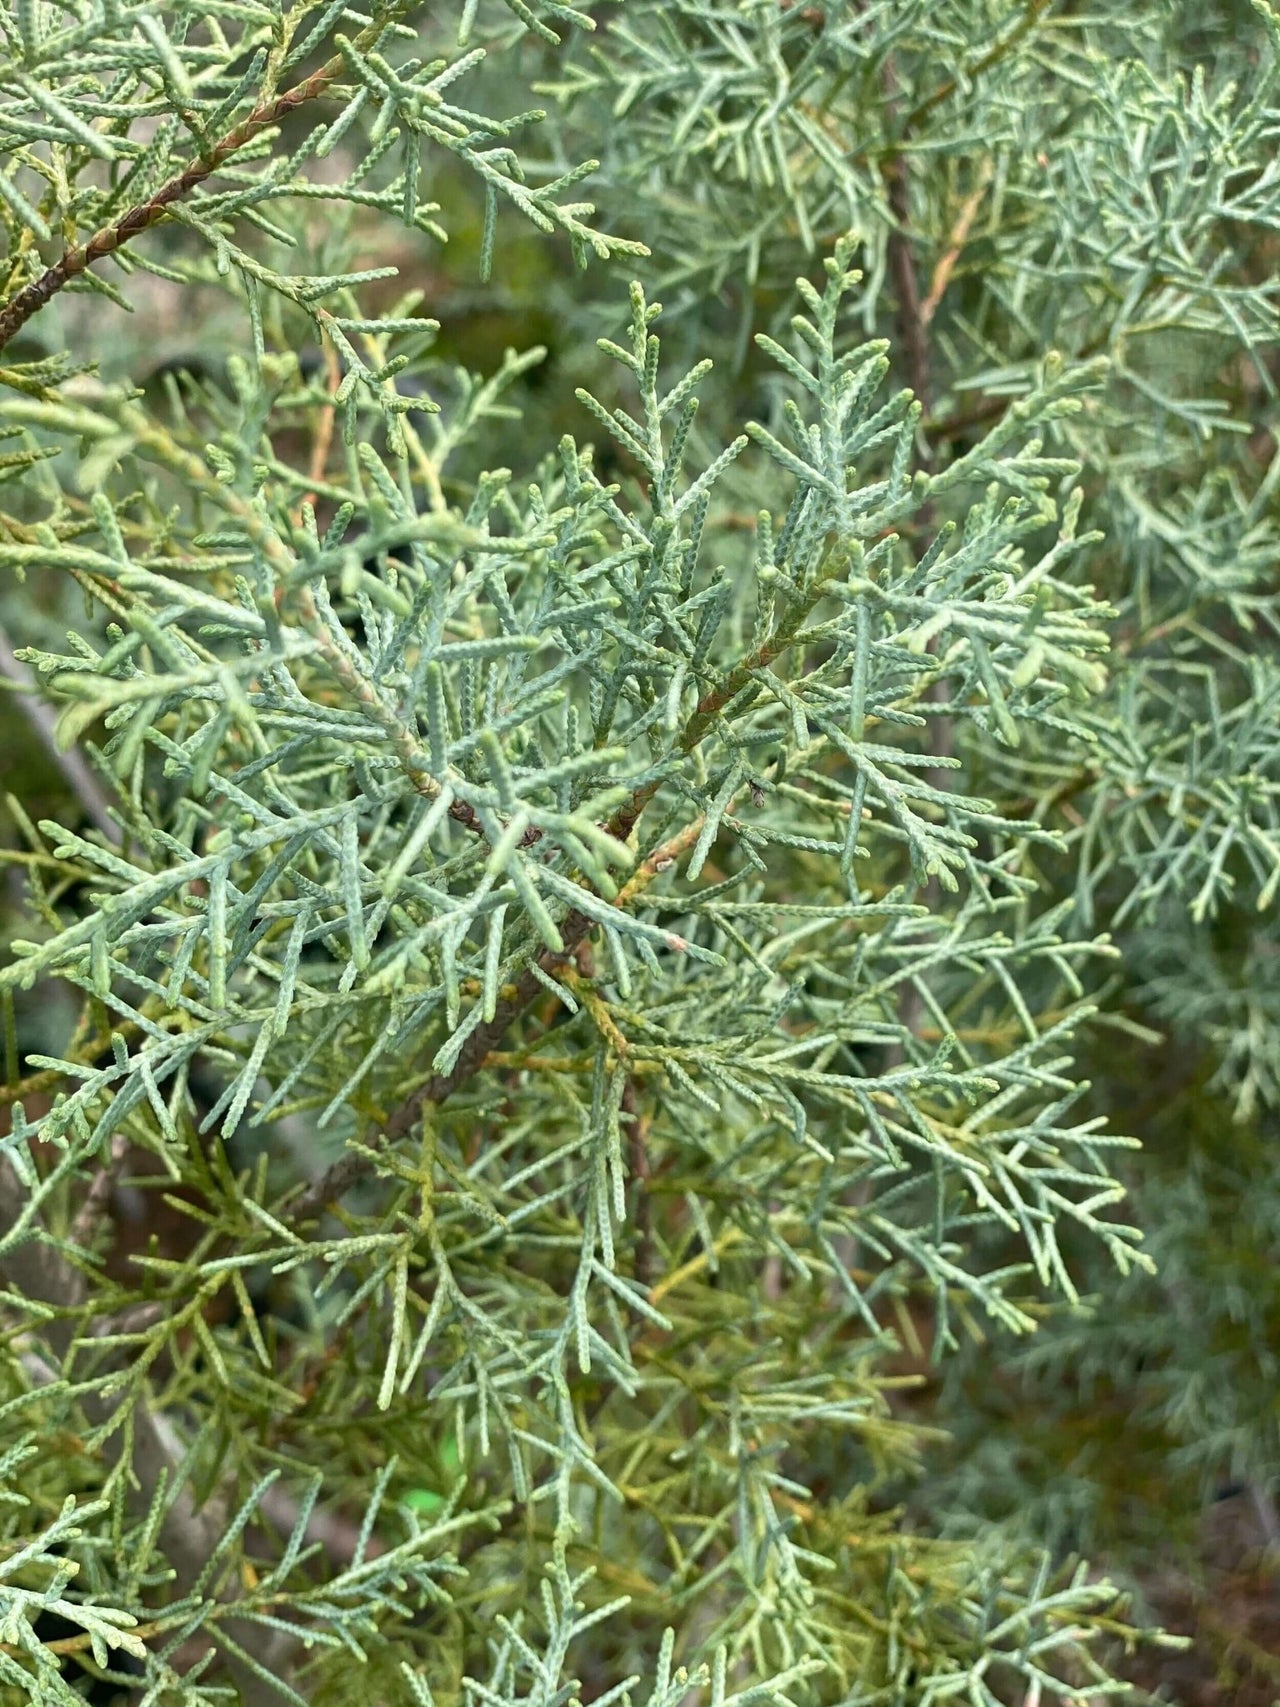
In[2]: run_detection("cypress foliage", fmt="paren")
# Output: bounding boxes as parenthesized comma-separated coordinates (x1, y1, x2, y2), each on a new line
(0, 1, 1275, 1703)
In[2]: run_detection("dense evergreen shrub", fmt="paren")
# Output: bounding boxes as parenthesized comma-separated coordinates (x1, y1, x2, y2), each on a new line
(0, 1, 1277, 1702)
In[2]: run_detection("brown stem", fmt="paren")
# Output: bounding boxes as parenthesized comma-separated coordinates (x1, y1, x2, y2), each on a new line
(448, 795, 544, 847)
(0, 12, 401, 355)
(879, 59, 950, 799)
(849, 48, 954, 1133)
(291, 337, 343, 527)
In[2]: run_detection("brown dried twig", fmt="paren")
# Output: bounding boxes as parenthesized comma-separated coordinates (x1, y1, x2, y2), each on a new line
(920, 162, 994, 328)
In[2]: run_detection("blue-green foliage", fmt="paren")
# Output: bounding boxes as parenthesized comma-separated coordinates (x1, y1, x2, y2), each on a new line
(0, 0, 1276, 1703)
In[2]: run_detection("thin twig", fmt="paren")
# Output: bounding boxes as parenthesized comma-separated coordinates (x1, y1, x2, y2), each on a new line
(879, 52, 951, 797)
(920, 161, 994, 328)
(924, 394, 1009, 442)
(883, 159, 932, 420)
(0, 623, 120, 843)
(291, 336, 343, 527)
(0, 8, 403, 355)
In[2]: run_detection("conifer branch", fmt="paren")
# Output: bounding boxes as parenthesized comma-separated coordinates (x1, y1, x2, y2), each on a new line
(903, 0, 1054, 132)
(287, 813, 707, 1222)
(2, 1, 1271, 1695)
(0, 9, 403, 355)
(288, 542, 869, 1223)
(0, 1165, 287, 1705)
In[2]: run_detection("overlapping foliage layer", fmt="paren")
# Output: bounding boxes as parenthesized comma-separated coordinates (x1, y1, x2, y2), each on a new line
(0, 1, 1276, 1703)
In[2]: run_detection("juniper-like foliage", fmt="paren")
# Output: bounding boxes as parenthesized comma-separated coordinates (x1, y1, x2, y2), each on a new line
(0, 1, 1275, 1704)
